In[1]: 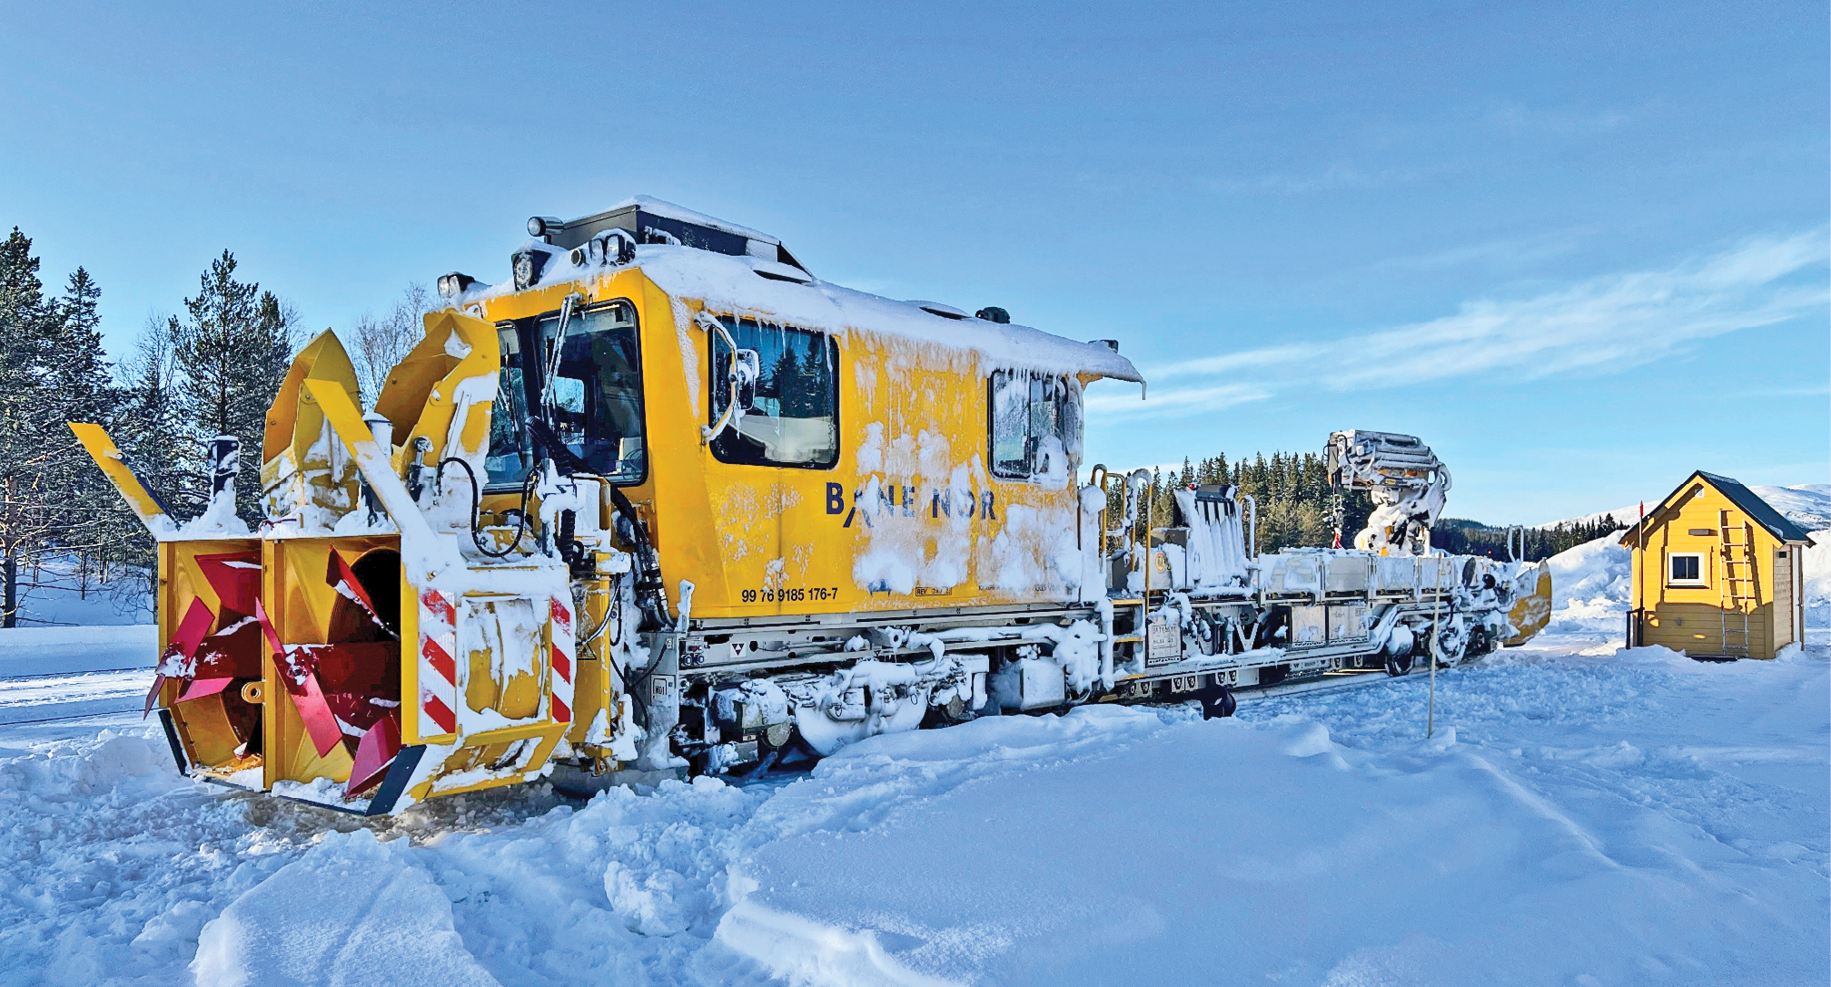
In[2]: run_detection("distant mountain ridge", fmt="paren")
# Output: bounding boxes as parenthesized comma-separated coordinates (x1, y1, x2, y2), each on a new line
(1536, 483, 1831, 533)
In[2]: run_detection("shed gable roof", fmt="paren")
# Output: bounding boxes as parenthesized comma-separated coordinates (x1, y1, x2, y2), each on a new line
(1620, 470, 1816, 548)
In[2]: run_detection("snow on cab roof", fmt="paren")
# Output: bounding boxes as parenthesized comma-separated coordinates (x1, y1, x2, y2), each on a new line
(635, 244, 1142, 382)
(464, 199, 1142, 382)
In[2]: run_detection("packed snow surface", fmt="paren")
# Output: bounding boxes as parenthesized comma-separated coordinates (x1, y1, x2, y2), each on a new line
(0, 646, 1824, 984)
(1, 533, 1826, 985)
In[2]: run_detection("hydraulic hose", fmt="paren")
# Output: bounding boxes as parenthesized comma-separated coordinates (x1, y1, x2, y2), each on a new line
(436, 457, 536, 559)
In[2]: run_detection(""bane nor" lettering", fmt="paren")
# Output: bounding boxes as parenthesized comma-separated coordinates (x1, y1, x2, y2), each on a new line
(827, 482, 996, 529)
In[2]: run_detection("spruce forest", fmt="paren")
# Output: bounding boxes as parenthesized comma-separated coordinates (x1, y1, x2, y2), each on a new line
(0, 228, 294, 626)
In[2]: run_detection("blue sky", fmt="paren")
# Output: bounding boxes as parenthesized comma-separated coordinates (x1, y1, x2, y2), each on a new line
(2, 1, 1824, 523)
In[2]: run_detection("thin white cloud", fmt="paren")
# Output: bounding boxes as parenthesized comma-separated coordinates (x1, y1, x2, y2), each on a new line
(1113, 230, 1828, 420)
(1147, 344, 1323, 381)
(1085, 381, 1270, 414)
(1367, 227, 1594, 273)
(1208, 160, 1451, 196)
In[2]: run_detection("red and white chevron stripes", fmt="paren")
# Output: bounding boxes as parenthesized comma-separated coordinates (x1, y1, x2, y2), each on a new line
(418, 588, 459, 736)
(549, 595, 574, 724)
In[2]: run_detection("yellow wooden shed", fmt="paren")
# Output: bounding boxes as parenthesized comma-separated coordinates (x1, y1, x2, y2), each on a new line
(1622, 471, 1814, 659)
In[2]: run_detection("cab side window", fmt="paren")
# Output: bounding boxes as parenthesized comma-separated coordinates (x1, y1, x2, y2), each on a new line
(709, 317, 840, 469)
(989, 369, 1081, 483)
(486, 326, 536, 487)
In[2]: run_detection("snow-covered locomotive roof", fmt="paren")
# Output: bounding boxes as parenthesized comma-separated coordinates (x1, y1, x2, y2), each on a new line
(458, 198, 1143, 383)
(633, 245, 1143, 382)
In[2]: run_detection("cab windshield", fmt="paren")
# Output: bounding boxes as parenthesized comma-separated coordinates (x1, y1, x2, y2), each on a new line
(485, 300, 646, 488)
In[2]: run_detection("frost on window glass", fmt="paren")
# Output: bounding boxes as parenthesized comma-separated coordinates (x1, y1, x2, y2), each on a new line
(710, 317, 840, 469)
(989, 369, 1082, 485)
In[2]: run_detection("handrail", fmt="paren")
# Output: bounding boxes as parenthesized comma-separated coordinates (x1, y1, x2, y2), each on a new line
(1243, 493, 1257, 559)
(697, 311, 744, 445)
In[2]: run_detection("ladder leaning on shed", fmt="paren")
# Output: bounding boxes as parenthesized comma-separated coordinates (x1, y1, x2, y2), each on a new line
(1718, 510, 1758, 657)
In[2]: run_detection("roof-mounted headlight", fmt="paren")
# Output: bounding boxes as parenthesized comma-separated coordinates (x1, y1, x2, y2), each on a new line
(569, 230, 639, 269)
(598, 229, 637, 265)
(511, 249, 549, 291)
(436, 272, 476, 299)
(527, 216, 562, 240)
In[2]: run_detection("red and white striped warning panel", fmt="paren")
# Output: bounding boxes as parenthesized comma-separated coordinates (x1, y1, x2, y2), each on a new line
(549, 595, 574, 724)
(418, 588, 459, 737)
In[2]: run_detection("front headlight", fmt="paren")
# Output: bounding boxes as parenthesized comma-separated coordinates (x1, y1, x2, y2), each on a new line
(511, 250, 548, 291)
(437, 272, 475, 299)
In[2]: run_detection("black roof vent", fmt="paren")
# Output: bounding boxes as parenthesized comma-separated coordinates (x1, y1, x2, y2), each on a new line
(975, 306, 1010, 324)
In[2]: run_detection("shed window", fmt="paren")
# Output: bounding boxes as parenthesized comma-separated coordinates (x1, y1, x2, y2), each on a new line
(1668, 553, 1705, 586)
(709, 317, 839, 469)
(989, 369, 1082, 484)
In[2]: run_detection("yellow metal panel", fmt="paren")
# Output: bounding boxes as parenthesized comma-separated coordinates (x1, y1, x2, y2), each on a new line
(261, 330, 362, 525)
(1503, 563, 1552, 646)
(68, 422, 172, 530)
(447, 269, 1108, 624)
(382, 309, 502, 469)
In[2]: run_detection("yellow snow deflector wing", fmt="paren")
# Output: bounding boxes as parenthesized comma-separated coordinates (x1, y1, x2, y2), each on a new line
(261, 330, 362, 529)
(1504, 561, 1553, 646)
(374, 309, 501, 468)
(67, 422, 177, 535)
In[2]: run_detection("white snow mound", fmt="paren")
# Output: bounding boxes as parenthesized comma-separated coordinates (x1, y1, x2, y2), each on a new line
(191, 829, 501, 987)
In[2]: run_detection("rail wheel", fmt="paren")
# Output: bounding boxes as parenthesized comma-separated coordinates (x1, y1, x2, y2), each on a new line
(1200, 684, 1237, 719)
(1432, 620, 1470, 666)
(1465, 626, 1491, 662)
(1384, 652, 1414, 677)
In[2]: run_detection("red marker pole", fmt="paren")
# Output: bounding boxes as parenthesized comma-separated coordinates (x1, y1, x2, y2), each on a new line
(1633, 501, 1645, 648)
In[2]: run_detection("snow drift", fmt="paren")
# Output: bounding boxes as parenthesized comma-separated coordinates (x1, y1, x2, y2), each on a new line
(0, 638, 1825, 986)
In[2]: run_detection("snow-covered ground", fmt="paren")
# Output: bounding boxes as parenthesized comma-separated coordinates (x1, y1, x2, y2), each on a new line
(0, 535, 1826, 986)
(0, 625, 155, 725)
(1, 550, 152, 628)
(2, 645, 1824, 986)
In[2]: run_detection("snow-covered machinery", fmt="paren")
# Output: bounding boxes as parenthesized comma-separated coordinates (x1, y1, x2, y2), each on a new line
(1326, 429, 1450, 554)
(72, 197, 1551, 814)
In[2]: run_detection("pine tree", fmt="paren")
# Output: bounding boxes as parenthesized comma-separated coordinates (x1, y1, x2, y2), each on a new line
(168, 251, 293, 518)
(47, 267, 116, 596)
(96, 322, 186, 592)
(0, 229, 70, 627)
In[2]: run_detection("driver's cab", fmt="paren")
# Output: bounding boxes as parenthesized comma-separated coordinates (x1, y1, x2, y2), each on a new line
(486, 298, 648, 492)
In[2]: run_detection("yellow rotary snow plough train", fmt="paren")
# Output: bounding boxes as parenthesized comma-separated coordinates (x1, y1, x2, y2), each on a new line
(72, 198, 1552, 814)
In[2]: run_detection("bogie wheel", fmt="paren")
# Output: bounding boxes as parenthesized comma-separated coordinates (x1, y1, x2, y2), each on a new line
(1200, 684, 1238, 720)
(1465, 626, 1491, 662)
(1432, 622, 1469, 666)
(1384, 652, 1415, 677)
